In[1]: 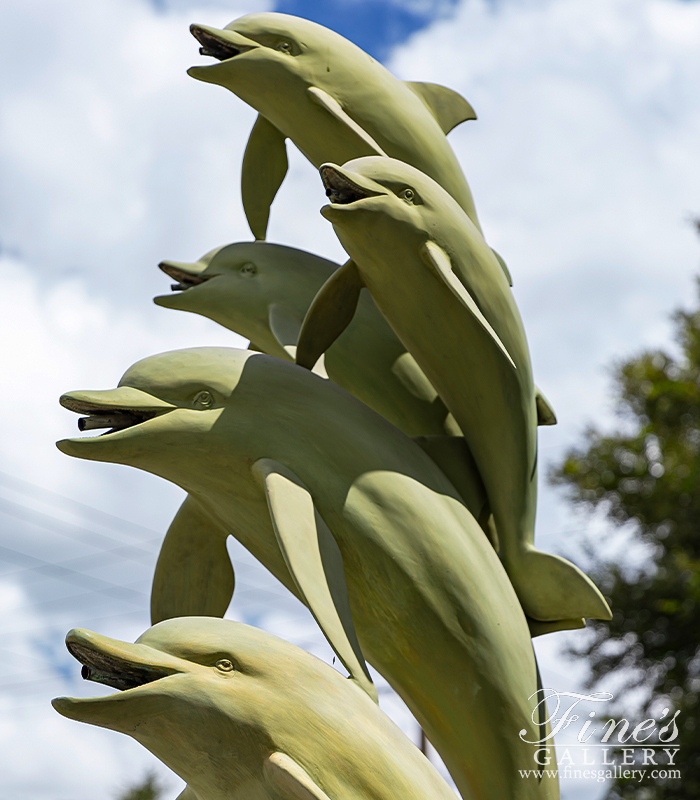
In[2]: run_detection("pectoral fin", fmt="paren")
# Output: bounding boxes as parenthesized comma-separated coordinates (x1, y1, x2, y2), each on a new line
(252, 459, 377, 702)
(421, 241, 516, 370)
(296, 260, 364, 370)
(535, 386, 557, 426)
(242, 114, 288, 240)
(508, 549, 612, 623)
(404, 81, 477, 133)
(307, 87, 388, 157)
(264, 752, 333, 800)
(151, 495, 234, 624)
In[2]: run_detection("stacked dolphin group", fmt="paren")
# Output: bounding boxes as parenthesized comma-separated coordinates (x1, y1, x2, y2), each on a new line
(53, 11, 611, 800)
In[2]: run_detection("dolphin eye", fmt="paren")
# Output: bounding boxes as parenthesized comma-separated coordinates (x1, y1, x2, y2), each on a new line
(276, 41, 293, 54)
(240, 262, 257, 276)
(215, 658, 235, 672)
(401, 188, 416, 203)
(193, 390, 214, 409)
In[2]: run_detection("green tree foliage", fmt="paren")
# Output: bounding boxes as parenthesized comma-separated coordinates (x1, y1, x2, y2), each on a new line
(117, 773, 162, 800)
(551, 267, 700, 798)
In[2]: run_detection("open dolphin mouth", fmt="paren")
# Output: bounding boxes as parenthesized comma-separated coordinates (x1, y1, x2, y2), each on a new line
(53, 629, 184, 724)
(68, 638, 173, 692)
(320, 166, 382, 205)
(190, 25, 250, 61)
(60, 396, 172, 436)
(159, 261, 211, 293)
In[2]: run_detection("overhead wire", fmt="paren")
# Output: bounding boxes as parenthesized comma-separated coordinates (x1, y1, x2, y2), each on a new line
(0, 469, 164, 539)
(0, 472, 406, 720)
(0, 494, 159, 553)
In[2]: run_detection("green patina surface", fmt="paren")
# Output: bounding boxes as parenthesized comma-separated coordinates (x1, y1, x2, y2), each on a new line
(57, 347, 558, 800)
(296, 156, 610, 629)
(187, 12, 480, 239)
(53, 618, 459, 800)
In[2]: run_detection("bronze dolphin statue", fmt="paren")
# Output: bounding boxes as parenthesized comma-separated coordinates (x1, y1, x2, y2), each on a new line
(57, 347, 559, 800)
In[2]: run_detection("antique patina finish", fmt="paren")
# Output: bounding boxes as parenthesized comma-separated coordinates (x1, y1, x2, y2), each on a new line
(154, 241, 457, 436)
(57, 347, 558, 800)
(187, 13, 481, 239)
(296, 156, 610, 628)
(53, 618, 459, 800)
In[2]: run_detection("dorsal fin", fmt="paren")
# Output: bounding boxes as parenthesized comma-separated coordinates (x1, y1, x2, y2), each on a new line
(404, 81, 477, 133)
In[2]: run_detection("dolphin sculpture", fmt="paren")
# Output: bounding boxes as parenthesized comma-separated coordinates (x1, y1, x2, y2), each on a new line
(154, 241, 555, 549)
(57, 347, 559, 800)
(53, 617, 459, 800)
(295, 156, 611, 629)
(154, 240, 458, 437)
(187, 12, 483, 241)
(155, 241, 556, 438)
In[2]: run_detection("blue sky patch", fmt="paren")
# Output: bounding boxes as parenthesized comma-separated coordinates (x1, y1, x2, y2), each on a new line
(273, 0, 460, 60)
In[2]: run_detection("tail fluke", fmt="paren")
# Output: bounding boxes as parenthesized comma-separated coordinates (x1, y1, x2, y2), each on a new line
(506, 548, 611, 623)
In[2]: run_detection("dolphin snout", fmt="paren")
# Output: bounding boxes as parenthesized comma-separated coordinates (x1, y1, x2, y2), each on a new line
(159, 260, 211, 293)
(320, 164, 384, 205)
(190, 24, 258, 62)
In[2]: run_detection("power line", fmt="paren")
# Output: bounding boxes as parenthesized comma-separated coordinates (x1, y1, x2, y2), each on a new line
(0, 543, 148, 604)
(0, 468, 166, 539)
(0, 495, 159, 554)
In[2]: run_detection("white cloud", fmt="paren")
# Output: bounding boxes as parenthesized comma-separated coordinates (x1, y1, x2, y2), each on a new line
(2, 0, 699, 797)
(391, 0, 700, 556)
(390, 3, 699, 796)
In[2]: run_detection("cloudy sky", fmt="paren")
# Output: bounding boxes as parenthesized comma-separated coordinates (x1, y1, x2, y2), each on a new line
(0, 0, 699, 798)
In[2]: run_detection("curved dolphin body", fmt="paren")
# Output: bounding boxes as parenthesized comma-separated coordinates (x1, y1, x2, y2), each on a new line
(296, 157, 611, 628)
(53, 617, 457, 800)
(154, 240, 458, 437)
(187, 12, 481, 240)
(57, 347, 559, 800)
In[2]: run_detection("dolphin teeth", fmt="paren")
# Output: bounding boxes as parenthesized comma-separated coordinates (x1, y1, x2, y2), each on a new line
(77, 411, 157, 434)
(320, 167, 377, 205)
(78, 413, 146, 432)
(191, 28, 242, 61)
(199, 46, 239, 60)
(70, 642, 173, 692)
(158, 263, 210, 291)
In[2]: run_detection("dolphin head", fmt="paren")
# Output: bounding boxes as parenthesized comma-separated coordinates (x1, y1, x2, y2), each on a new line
(52, 618, 357, 797)
(319, 156, 469, 257)
(187, 13, 370, 103)
(56, 348, 258, 489)
(154, 242, 337, 345)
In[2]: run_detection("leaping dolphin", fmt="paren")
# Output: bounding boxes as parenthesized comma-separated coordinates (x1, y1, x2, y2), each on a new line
(155, 240, 459, 437)
(57, 347, 559, 800)
(155, 241, 555, 437)
(295, 157, 611, 628)
(53, 617, 459, 800)
(187, 12, 482, 240)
